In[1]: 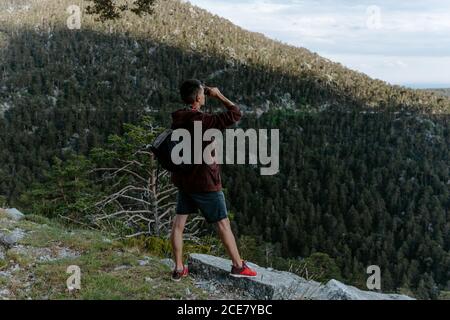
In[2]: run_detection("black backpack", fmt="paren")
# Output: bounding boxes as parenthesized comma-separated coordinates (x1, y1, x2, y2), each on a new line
(150, 129, 194, 173)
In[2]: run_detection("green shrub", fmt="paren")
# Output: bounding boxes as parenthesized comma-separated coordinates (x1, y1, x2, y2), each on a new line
(124, 235, 226, 261)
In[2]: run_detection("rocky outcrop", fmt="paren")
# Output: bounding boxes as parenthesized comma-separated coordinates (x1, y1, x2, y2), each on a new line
(0, 246, 5, 260)
(160, 258, 175, 270)
(2, 208, 25, 221)
(0, 207, 82, 299)
(188, 254, 414, 300)
(0, 209, 26, 247)
(0, 228, 26, 246)
(315, 279, 413, 300)
(7, 245, 80, 262)
(188, 253, 320, 299)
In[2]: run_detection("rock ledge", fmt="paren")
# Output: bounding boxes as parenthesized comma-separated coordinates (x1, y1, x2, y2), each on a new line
(188, 253, 414, 300)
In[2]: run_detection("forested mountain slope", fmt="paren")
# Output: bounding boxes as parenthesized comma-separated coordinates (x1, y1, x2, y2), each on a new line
(0, 0, 448, 299)
(426, 89, 450, 98)
(224, 109, 449, 298)
(0, 0, 449, 201)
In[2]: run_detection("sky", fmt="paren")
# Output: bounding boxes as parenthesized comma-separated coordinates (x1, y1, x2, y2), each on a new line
(187, 0, 450, 89)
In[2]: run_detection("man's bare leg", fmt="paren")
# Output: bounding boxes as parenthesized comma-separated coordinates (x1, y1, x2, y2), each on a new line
(170, 214, 188, 271)
(216, 218, 243, 268)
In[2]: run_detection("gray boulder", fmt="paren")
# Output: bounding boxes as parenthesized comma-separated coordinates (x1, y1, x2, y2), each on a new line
(188, 253, 414, 300)
(160, 258, 175, 270)
(7, 245, 80, 262)
(4, 208, 25, 221)
(0, 289, 11, 299)
(188, 253, 321, 300)
(0, 228, 26, 246)
(315, 279, 414, 300)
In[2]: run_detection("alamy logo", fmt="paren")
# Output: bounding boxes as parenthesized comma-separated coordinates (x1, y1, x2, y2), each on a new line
(366, 5, 382, 30)
(66, 265, 81, 291)
(171, 121, 279, 175)
(366, 265, 381, 290)
(66, 5, 81, 30)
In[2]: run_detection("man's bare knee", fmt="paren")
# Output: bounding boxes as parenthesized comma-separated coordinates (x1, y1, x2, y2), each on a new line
(172, 215, 187, 232)
(216, 218, 230, 232)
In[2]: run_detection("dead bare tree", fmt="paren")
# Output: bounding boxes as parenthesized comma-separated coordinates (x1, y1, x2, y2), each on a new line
(89, 120, 203, 241)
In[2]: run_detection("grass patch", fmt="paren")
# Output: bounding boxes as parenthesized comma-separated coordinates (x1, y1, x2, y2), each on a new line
(18, 221, 121, 253)
(0, 258, 7, 270)
(5, 250, 33, 267)
(27, 249, 206, 300)
(124, 234, 226, 261)
(439, 291, 450, 300)
(2, 214, 210, 300)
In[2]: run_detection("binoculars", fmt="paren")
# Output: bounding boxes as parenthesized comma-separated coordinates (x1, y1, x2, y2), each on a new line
(200, 80, 212, 96)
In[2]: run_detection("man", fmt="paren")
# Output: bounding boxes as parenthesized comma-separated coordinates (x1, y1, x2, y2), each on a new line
(170, 79, 257, 281)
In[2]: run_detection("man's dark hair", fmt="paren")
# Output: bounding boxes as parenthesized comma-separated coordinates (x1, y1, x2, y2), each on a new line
(180, 79, 203, 104)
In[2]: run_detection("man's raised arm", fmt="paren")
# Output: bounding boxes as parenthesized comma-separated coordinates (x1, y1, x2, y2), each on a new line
(201, 87, 242, 130)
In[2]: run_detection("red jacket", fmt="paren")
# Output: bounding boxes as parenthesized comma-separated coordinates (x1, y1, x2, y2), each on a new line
(170, 105, 242, 193)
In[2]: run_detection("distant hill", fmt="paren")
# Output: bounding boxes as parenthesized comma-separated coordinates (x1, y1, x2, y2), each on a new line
(425, 89, 450, 97)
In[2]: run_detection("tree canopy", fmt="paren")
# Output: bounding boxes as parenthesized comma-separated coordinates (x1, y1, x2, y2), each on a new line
(86, 0, 156, 21)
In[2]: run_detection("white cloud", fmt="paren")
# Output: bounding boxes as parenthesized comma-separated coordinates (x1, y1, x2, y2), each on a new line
(323, 54, 450, 87)
(188, 0, 450, 87)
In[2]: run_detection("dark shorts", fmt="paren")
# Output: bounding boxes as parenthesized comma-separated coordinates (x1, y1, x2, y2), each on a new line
(176, 190, 228, 224)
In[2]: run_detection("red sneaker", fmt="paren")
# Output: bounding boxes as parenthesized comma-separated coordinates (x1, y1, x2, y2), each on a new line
(171, 265, 189, 282)
(230, 261, 257, 278)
